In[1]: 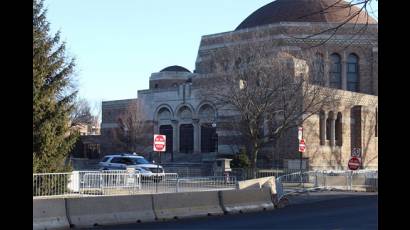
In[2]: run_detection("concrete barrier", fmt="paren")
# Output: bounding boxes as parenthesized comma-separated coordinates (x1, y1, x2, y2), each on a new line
(236, 176, 275, 190)
(33, 198, 69, 230)
(66, 194, 155, 228)
(152, 191, 223, 220)
(219, 188, 274, 214)
(324, 175, 348, 187)
(352, 177, 378, 192)
(261, 177, 276, 195)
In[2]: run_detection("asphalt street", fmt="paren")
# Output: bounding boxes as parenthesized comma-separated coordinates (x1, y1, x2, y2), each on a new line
(84, 191, 378, 230)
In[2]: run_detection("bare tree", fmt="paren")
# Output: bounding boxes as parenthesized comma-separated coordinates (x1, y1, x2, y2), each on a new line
(71, 98, 94, 127)
(200, 41, 339, 177)
(111, 101, 151, 153)
(92, 99, 102, 125)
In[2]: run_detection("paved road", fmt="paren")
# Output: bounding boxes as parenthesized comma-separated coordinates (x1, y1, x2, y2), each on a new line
(86, 191, 377, 230)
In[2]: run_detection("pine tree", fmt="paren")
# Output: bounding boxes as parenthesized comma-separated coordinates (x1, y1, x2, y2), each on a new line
(33, 0, 78, 173)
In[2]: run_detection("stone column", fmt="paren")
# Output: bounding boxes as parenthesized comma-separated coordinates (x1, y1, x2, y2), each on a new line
(193, 119, 200, 153)
(341, 52, 347, 90)
(153, 121, 159, 135)
(198, 122, 202, 153)
(172, 120, 179, 155)
(330, 114, 336, 146)
(320, 112, 327, 145)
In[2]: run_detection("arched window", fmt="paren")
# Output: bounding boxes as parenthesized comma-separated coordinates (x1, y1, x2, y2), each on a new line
(336, 112, 343, 146)
(347, 54, 359, 92)
(312, 53, 324, 85)
(329, 53, 342, 89)
(326, 112, 333, 140)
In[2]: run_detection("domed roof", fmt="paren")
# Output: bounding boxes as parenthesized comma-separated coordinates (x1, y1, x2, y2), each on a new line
(160, 65, 191, 73)
(236, 0, 377, 31)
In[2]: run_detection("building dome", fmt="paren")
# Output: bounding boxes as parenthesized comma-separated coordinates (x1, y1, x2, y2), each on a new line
(235, 0, 377, 31)
(160, 65, 191, 73)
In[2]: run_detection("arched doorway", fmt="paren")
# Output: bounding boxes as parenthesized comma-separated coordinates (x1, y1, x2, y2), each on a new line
(201, 123, 217, 153)
(180, 124, 194, 153)
(159, 125, 173, 160)
(350, 106, 362, 157)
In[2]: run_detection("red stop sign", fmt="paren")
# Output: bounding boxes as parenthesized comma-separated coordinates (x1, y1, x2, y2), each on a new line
(299, 139, 306, 153)
(153, 134, 166, 152)
(348, 157, 361, 170)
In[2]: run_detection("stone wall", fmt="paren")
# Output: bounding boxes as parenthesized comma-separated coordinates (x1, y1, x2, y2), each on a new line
(302, 89, 378, 169)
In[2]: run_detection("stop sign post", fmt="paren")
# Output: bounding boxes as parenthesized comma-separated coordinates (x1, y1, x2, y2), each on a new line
(348, 157, 361, 170)
(298, 137, 306, 187)
(153, 134, 166, 167)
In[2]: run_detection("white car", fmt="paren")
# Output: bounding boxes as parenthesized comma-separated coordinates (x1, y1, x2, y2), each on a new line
(99, 153, 165, 181)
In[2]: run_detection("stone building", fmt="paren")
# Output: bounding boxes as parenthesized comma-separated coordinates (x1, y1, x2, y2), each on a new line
(101, 0, 378, 169)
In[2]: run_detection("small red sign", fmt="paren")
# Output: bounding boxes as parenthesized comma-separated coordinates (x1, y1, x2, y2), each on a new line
(348, 157, 361, 170)
(299, 139, 306, 153)
(153, 134, 166, 152)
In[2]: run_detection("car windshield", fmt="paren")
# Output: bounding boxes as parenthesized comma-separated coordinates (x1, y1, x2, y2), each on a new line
(130, 157, 149, 164)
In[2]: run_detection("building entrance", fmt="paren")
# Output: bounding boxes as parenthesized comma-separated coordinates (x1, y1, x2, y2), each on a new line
(180, 124, 194, 153)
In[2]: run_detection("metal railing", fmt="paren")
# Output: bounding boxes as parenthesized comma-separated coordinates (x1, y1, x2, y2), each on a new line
(275, 169, 378, 202)
(33, 170, 236, 198)
(163, 167, 211, 177)
(230, 168, 304, 180)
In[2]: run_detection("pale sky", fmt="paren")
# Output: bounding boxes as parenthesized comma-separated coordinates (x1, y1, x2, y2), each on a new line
(44, 0, 378, 111)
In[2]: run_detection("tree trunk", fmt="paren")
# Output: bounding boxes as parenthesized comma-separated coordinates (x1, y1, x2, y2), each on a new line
(271, 138, 279, 168)
(251, 147, 259, 179)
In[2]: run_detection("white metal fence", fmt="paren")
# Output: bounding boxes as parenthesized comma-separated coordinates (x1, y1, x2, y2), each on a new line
(163, 167, 208, 177)
(230, 168, 304, 180)
(33, 170, 236, 198)
(275, 169, 378, 201)
(33, 168, 377, 200)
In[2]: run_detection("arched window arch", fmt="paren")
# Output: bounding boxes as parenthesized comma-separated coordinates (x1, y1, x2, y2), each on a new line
(157, 107, 171, 120)
(312, 53, 324, 85)
(178, 106, 193, 120)
(347, 54, 359, 92)
(336, 112, 343, 146)
(329, 53, 342, 89)
(198, 104, 215, 121)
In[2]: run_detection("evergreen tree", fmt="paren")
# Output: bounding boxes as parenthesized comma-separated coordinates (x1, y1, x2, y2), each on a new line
(33, 0, 78, 173)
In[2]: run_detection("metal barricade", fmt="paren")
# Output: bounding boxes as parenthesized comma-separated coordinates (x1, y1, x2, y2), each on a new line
(275, 169, 378, 202)
(33, 170, 237, 198)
